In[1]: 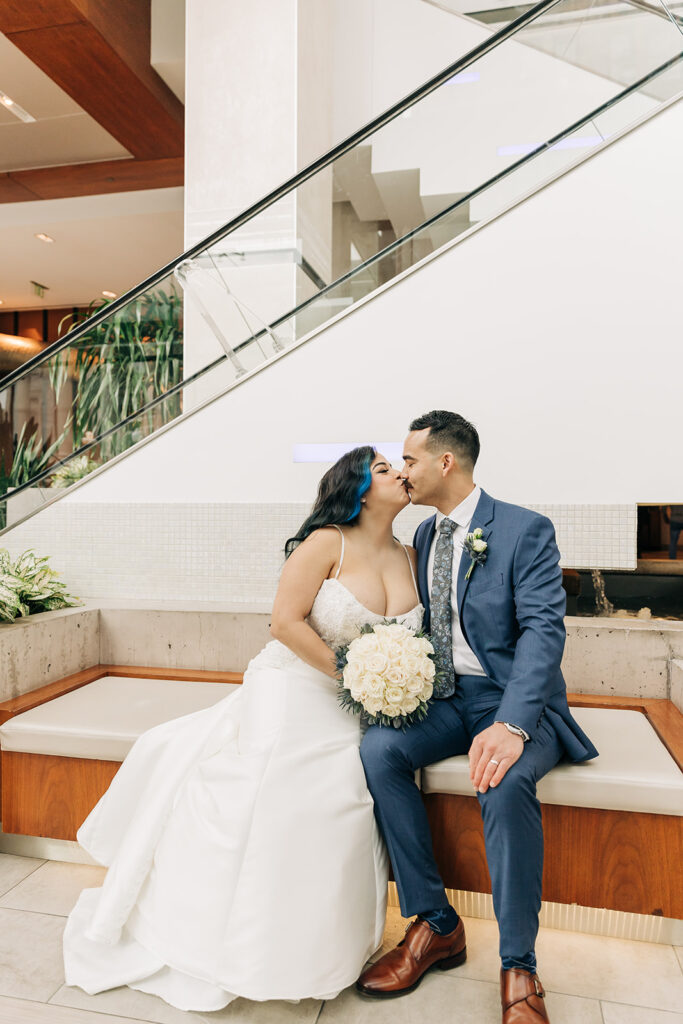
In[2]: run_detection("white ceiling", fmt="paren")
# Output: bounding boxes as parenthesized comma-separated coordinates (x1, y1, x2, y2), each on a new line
(0, 188, 184, 308)
(0, 32, 131, 172)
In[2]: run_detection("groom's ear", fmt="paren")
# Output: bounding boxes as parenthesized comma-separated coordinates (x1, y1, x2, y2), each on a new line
(441, 451, 457, 475)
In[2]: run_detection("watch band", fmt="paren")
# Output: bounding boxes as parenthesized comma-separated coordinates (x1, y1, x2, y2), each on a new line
(496, 720, 530, 742)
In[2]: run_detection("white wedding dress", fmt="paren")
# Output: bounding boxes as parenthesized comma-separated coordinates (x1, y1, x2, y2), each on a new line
(62, 537, 424, 1012)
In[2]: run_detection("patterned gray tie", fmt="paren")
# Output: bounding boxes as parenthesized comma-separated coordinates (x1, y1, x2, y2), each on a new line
(431, 517, 457, 699)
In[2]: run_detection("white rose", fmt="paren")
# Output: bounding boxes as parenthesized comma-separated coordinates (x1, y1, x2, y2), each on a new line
(402, 695, 419, 714)
(365, 652, 389, 675)
(354, 633, 381, 655)
(421, 681, 434, 701)
(355, 685, 371, 703)
(366, 673, 386, 699)
(472, 528, 483, 538)
(383, 704, 402, 718)
(400, 653, 422, 677)
(343, 661, 362, 684)
(417, 637, 434, 655)
(387, 642, 404, 662)
(365, 695, 384, 716)
(472, 538, 487, 552)
(386, 665, 407, 686)
(406, 675, 424, 695)
(422, 659, 436, 682)
(404, 636, 423, 655)
(385, 685, 405, 706)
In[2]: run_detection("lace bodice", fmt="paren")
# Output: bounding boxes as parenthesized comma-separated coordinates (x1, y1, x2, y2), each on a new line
(250, 579, 425, 671)
(308, 578, 424, 645)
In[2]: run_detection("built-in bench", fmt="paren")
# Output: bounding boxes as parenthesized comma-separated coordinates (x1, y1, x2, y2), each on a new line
(0, 668, 681, 920)
(0, 665, 241, 841)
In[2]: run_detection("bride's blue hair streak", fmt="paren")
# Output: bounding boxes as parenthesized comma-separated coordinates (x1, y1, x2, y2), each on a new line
(284, 446, 376, 557)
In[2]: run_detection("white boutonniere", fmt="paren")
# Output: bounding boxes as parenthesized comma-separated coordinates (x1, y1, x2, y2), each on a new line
(464, 527, 488, 580)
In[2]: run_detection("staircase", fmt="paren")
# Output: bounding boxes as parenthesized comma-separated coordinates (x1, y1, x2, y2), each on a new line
(0, 0, 681, 535)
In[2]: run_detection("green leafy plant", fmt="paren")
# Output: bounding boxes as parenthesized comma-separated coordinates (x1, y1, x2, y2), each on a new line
(49, 288, 183, 461)
(0, 418, 73, 528)
(0, 547, 81, 623)
(49, 453, 99, 489)
(6, 418, 73, 488)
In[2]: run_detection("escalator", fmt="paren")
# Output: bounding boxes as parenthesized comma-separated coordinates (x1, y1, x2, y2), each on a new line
(1, 0, 681, 533)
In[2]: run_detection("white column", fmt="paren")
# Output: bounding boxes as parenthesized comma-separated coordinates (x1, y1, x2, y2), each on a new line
(183, 0, 332, 401)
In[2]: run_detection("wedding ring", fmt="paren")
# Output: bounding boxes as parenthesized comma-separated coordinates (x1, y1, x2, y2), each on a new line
(489, 758, 500, 766)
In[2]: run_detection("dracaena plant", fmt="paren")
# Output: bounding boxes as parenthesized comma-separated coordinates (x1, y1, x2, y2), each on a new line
(0, 547, 81, 624)
(49, 288, 183, 462)
(0, 418, 74, 529)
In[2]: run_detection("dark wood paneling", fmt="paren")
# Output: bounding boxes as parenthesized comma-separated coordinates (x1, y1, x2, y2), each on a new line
(424, 792, 682, 918)
(0, 173, 41, 202)
(0, 1, 183, 159)
(0, 1, 79, 32)
(1, 750, 121, 840)
(1, 157, 184, 203)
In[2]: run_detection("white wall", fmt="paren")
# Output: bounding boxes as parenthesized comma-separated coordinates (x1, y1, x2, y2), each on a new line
(63, 99, 683, 507)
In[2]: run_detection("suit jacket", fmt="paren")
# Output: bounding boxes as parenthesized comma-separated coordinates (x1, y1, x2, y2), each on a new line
(413, 488, 598, 764)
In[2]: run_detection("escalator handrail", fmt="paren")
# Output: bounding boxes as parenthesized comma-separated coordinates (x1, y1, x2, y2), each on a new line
(0, 0, 567, 394)
(2, 46, 681, 506)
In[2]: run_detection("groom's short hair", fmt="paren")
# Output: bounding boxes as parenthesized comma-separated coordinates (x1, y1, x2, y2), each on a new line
(409, 410, 480, 469)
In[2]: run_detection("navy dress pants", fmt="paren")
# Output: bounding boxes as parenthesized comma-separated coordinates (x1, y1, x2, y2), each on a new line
(359, 675, 563, 960)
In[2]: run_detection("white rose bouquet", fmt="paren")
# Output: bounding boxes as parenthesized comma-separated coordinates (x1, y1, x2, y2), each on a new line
(336, 621, 438, 730)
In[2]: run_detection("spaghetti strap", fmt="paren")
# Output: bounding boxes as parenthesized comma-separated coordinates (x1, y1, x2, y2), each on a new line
(403, 540, 419, 602)
(330, 524, 345, 579)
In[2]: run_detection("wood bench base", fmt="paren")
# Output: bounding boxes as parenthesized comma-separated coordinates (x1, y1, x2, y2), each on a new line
(424, 792, 683, 919)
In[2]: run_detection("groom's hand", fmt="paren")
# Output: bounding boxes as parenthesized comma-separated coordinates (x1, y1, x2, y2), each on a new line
(469, 723, 524, 794)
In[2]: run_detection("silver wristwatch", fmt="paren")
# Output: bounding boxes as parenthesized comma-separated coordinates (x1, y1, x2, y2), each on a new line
(496, 720, 530, 742)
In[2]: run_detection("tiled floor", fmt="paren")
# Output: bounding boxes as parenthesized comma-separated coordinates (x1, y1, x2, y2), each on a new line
(0, 853, 681, 1024)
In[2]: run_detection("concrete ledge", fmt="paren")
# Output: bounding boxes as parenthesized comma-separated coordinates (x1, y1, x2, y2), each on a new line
(563, 615, 683, 699)
(4, 603, 683, 704)
(0, 605, 99, 704)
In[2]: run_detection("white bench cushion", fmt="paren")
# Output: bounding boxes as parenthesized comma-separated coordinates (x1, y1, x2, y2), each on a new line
(0, 676, 240, 761)
(421, 707, 683, 816)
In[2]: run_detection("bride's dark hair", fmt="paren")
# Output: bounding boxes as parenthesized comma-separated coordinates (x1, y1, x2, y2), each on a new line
(285, 445, 376, 557)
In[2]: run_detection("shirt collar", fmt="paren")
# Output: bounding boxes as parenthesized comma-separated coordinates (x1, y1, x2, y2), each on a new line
(435, 484, 482, 531)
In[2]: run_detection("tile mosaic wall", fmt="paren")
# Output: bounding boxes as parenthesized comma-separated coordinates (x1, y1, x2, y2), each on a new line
(0, 500, 637, 604)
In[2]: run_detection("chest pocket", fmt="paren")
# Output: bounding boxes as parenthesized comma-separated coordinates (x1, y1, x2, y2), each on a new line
(469, 570, 504, 596)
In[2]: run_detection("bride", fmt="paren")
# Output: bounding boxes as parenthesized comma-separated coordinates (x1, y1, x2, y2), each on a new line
(62, 446, 424, 1012)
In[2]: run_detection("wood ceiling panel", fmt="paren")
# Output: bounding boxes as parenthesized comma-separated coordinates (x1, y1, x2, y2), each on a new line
(2, 156, 183, 202)
(0, 1, 80, 33)
(0, 172, 40, 201)
(0, 0, 184, 159)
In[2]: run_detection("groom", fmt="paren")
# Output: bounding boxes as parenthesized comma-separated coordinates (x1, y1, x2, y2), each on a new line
(357, 410, 598, 1023)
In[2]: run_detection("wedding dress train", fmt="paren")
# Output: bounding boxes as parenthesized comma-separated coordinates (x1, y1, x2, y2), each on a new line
(62, 555, 423, 1011)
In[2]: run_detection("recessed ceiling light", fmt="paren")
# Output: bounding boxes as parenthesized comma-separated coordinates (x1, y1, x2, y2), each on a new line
(102, 290, 117, 299)
(0, 90, 36, 123)
(35, 232, 54, 243)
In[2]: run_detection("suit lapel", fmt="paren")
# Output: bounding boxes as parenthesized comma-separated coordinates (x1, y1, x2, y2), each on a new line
(417, 515, 436, 612)
(457, 488, 495, 621)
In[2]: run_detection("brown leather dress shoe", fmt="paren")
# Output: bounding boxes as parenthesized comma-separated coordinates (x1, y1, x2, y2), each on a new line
(356, 916, 466, 998)
(501, 968, 550, 1022)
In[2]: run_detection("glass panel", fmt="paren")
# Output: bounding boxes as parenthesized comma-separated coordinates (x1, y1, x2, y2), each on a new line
(2, 0, 681, 531)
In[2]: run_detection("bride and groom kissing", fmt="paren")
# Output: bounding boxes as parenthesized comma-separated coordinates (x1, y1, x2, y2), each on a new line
(63, 409, 597, 1023)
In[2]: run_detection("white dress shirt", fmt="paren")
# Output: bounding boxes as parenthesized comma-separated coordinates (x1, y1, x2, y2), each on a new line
(427, 484, 486, 677)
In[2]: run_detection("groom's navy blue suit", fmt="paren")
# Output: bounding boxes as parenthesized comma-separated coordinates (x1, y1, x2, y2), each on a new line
(360, 488, 598, 961)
